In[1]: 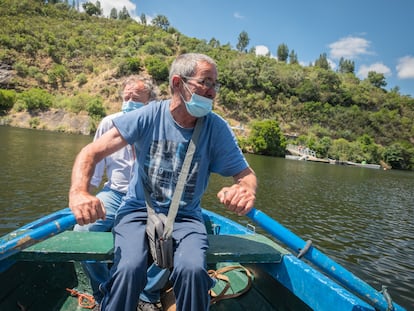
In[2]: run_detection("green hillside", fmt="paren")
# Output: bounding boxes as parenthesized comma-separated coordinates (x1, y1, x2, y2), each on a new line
(0, 0, 413, 169)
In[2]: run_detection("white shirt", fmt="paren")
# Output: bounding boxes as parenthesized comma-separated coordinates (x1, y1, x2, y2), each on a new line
(90, 112, 135, 194)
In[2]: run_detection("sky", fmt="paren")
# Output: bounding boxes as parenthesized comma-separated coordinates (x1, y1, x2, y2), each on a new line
(84, 0, 414, 97)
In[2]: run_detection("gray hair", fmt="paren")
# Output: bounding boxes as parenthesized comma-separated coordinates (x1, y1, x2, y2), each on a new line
(122, 75, 157, 101)
(168, 53, 217, 92)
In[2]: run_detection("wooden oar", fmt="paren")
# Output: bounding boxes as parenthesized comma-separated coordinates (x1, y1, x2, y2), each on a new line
(0, 209, 76, 261)
(246, 207, 405, 311)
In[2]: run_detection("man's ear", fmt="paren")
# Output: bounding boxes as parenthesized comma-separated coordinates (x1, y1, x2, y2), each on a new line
(172, 75, 181, 89)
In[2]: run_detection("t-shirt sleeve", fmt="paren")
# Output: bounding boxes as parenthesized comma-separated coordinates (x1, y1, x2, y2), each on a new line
(209, 116, 249, 177)
(112, 110, 142, 145)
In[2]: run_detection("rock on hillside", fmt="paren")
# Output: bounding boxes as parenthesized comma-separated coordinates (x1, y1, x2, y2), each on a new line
(2, 109, 92, 135)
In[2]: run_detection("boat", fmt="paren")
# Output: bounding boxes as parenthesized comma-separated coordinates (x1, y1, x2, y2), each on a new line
(285, 144, 381, 169)
(343, 161, 381, 169)
(0, 207, 406, 311)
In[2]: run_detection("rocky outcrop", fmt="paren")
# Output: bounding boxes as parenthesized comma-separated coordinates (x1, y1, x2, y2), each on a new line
(2, 109, 92, 135)
(0, 63, 14, 88)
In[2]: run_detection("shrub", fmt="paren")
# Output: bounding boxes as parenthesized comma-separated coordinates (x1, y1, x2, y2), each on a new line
(117, 57, 142, 76)
(47, 64, 70, 88)
(66, 93, 92, 113)
(29, 117, 40, 128)
(76, 73, 88, 86)
(17, 88, 53, 111)
(13, 61, 29, 77)
(83, 59, 94, 73)
(144, 56, 169, 82)
(86, 97, 106, 119)
(141, 41, 171, 56)
(0, 89, 16, 113)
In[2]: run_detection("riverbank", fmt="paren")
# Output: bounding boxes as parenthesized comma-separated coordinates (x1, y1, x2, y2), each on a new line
(0, 109, 92, 135)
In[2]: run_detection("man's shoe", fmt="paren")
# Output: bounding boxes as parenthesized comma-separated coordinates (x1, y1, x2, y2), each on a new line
(137, 299, 163, 311)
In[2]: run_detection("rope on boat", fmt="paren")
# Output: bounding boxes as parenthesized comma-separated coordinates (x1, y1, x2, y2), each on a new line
(380, 285, 395, 311)
(66, 288, 96, 309)
(297, 239, 312, 259)
(208, 265, 253, 305)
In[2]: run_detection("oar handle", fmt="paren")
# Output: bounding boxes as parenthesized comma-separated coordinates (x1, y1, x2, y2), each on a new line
(0, 213, 76, 261)
(246, 208, 306, 252)
(246, 208, 405, 311)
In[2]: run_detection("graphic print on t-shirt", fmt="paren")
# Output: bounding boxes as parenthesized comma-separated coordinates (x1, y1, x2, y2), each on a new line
(145, 139, 198, 209)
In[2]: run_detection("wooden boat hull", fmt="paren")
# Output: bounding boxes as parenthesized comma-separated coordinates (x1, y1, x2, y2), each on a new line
(0, 209, 404, 311)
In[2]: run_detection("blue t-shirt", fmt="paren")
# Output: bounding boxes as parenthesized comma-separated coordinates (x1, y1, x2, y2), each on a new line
(112, 99, 248, 221)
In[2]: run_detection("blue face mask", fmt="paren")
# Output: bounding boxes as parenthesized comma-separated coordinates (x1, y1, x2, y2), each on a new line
(181, 84, 213, 117)
(121, 101, 144, 113)
(183, 93, 213, 117)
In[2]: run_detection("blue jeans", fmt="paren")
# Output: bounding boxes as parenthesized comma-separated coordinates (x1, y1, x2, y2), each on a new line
(100, 208, 214, 311)
(74, 187, 169, 304)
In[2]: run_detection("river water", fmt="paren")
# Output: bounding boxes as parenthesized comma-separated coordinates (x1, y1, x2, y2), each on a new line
(0, 126, 413, 309)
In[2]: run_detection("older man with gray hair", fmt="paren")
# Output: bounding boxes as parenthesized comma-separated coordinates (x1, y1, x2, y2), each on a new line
(74, 75, 169, 311)
(69, 54, 257, 311)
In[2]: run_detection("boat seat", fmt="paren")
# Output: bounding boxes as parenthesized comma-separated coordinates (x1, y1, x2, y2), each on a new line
(13, 231, 284, 264)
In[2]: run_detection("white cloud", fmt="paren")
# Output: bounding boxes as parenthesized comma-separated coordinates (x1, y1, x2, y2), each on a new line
(329, 36, 372, 60)
(396, 56, 414, 79)
(357, 63, 391, 79)
(255, 45, 270, 56)
(233, 12, 245, 19)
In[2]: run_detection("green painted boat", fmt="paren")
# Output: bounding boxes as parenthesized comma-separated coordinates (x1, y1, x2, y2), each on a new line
(0, 208, 405, 311)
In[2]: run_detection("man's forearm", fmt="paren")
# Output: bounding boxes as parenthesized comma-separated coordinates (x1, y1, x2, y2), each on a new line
(70, 144, 98, 195)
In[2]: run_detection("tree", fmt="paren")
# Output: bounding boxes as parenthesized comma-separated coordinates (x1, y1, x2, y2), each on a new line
(277, 43, 289, 62)
(118, 6, 130, 20)
(140, 13, 147, 25)
(367, 71, 387, 88)
(247, 119, 286, 156)
(151, 15, 170, 31)
(236, 31, 249, 52)
(82, 1, 102, 16)
(95, 1, 102, 15)
(314, 53, 330, 69)
(383, 142, 414, 170)
(289, 49, 298, 64)
(329, 138, 352, 160)
(338, 57, 354, 74)
(109, 8, 117, 19)
(208, 38, 220, 48)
